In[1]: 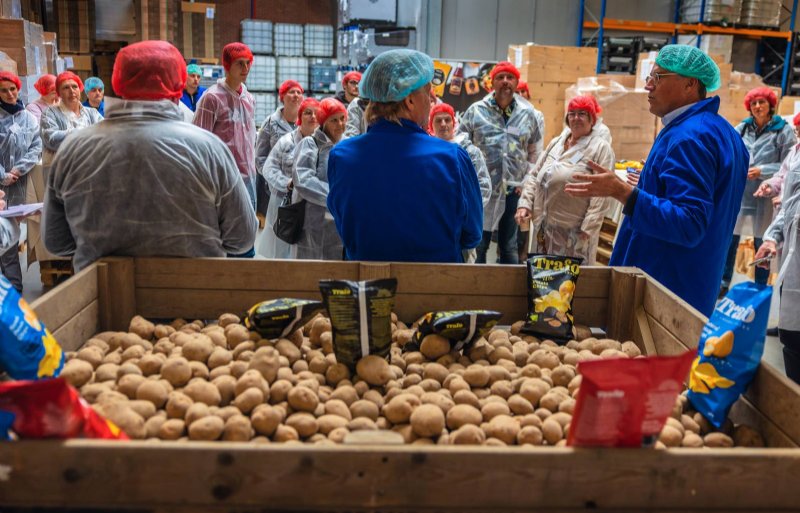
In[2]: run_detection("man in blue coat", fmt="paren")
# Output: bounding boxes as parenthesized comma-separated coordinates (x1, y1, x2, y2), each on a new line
(327, 49, 483, 263)
(180, 64, 207, 112)
(565, 45, 749, 317)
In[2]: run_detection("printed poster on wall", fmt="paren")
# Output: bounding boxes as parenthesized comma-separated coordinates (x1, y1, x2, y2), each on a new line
(432, 59, 499, 113)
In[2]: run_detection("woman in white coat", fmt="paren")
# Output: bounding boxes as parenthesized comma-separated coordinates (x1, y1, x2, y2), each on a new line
(256, 98, 319, 258)
(291, 98, 346, 260)
(515, 95, 614, 264)
(41, 72, 103, 166)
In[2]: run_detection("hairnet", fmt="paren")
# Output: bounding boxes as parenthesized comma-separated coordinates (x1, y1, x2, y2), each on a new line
(490, 61, 520, 81)
(794, 112, 800, 127)
(428, 102, 455, 134)
(296, 97, 320, 126)
(516, 80, 529, 95)
(568, 95, 601, 122)
(316, 97, 347, 127)
(34, 74, 56, 95)
(84, 77, 104, 92)
(112, 41, 187, 101)
(655, 44, 721, 92)
(56, 71, 84, 92)
(0, 71, 21, 90)
(342, 71, 362, 88)
(359, 49, 434, 102)
(222, 42, 254, 71)
(279, 79, 303, 101)
(187, 63, 201, 76)
(743, 86, 778, 111)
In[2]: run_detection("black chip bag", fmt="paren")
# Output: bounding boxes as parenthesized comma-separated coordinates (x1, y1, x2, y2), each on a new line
(522, 254, 582, 342)
(244, 298, 325, 339)
(319, 278, 398, 371)
(405, 310, 503, 353)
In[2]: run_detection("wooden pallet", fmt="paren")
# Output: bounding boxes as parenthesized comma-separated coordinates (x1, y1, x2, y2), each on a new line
(38, 260, 74, 288)
(595, 217, 618, 265)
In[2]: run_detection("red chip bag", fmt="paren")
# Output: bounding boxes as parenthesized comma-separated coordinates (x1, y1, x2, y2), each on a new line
(568, 350, 695, 447)
(0, 378, 128, 440)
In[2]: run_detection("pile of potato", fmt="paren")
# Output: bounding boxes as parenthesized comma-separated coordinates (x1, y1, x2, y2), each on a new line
(58, 313, 765, 448)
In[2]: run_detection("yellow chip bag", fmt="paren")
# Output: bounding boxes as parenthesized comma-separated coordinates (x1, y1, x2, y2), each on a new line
(522, 254, 582, 343)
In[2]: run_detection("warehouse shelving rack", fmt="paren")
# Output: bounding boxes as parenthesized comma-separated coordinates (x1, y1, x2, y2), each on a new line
(578, 0, 799, 93)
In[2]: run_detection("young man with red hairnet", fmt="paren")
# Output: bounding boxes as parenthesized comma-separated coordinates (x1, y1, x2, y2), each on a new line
(42, 41, 256, 271)
(457, 61, 544, 265)
(336, 71, 362, 107)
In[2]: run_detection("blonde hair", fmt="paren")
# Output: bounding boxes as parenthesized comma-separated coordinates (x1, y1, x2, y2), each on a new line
(364, 100, 405, 126)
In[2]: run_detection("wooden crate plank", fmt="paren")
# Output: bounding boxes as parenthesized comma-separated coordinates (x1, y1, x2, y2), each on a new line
(97, 258, 136, 332)
(729, 396, 799, 448)
(642, 276, 706, 347)
(745, 363, 800, 446)
(646, 312, 692, 357)
(51, 300, 99, 351)
(359, 262, 391, 280)
(1, 442, 800, 511)
(634, 307, 658, 356)
(30, 264, 97, 333)
(134, 258, 360, 290)
(606, 267, 642, 340)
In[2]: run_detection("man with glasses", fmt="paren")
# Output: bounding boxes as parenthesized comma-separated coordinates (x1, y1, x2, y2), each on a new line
(336, 71, 362, 107)
(565, 44, 749, 317)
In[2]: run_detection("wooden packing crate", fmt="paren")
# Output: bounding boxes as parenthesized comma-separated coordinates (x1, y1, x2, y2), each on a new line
(2, 257, 800, 512)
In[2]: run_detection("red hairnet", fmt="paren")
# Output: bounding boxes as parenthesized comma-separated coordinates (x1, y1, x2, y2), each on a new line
(112, 41, 187, 101)
(56, 71, 84, 93)
(744, 86, 777, 112)
(490, 61, 520, 81)
(34, 74, 56, 95)
(316, 97, 347, 127)
(279, 80, 304, 101)
(342, 71, 362, 88)
(428, 102, 455, 134)
(793, 112, 800, 127)
(296, 97, 320, 126)
(0, 71, 21, 90)
(222, 42, 253, 71)
(516, 80, 529, 95)
(568, 95, 601, 122)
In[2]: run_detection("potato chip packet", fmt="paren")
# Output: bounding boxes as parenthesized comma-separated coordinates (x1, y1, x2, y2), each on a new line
(687, 282, 772, 428)
(0, 275, 64, 380)
(522, 254, 582, 342)
(245, 298, 325, 339)
(404, 310, 503, 353)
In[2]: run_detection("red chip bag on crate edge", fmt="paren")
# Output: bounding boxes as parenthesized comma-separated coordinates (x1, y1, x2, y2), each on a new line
(0, 378, 128, 440)
(567, 350, 696, 447)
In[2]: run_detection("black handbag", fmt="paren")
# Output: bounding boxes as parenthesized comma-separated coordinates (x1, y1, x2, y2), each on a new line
(273, 193, 306, 244)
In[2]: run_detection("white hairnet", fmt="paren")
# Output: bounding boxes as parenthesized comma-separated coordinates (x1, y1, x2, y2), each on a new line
(359, 49, 434, 102)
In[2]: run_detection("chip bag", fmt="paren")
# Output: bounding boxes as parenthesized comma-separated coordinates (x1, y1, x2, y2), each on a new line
(319, 278, 398, 371)
(404, 310, 503, 353)
(0, 275, 64, 380)
(568, 350, 696, 447)
(244, 298, 325, 339)
(0, 378, 128, 439)
(522, 254, 581, 342)
(687, 282, 772, 428)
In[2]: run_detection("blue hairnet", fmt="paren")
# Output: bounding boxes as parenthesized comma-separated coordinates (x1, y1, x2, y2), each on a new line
(84, 76, 104, 91)
(655, 44, 721, 92)
(359, 49, 434, 102)
(187, 63, 201, 76)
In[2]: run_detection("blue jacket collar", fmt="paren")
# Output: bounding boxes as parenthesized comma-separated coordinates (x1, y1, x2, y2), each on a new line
(742, 114, 787, 132)
(368, 118, 427, 134)
(667, 96, 720, 128)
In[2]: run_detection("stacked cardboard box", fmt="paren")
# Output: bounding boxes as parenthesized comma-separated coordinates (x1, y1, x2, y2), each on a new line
(179, 1, 218, 62)
(53, 0, 95, 54)
(134, 0, 180, 42)
(43, 31, 58, 74)
(0, 0, 21, 19)
(0, 18, 45, 75)
(508, 44, 599, 144)
(0, 50, 16, 74)
(61, 54, 93, 82)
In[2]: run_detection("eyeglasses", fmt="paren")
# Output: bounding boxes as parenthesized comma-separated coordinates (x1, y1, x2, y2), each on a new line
(645, 72, 678, 86)
(567, 111, 590, 119)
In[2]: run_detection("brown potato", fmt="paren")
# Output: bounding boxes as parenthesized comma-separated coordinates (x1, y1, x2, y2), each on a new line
(183, 380, 222, 406)
(223, 414, 254, 441)
(383, 393, 421, 424)
(188, 415, 225, 441)
(419, 334, 451, 360)
(542, 417, 563, 445)
(517, 425, 544, 445)
(61, 359, 94, 388)
(212, 375, 237, 406)
(76, 346, 104, 369)
(446, 404, 483, 430)
(165, 391, 193, 419)
(480, 401, 510, 421)
(160, 357, 192, 387)
(93, 401, 146, 439)
(135, 380, 167, 408)
(350, 399, 380, 421)
(235, 369, 270, 397)
(208, 347, 233, 369)
(733, 425, 765, 448)
(129, 315, 155, 340)
(234, 387, 265, 414)
(659, 425, 683, 448)
(485, 414, 520, 445)
(451, 424, 486, 445)
(410, 404, 445, 438)
(356, 355, 393, 386)
(682, 432, 704, 448)
(251, 405, 283, 436)
(317, 414, 349, 434)
(128, 400, 157, 420)
(704, 432, 734, 448)
(286, 412, 318, 438)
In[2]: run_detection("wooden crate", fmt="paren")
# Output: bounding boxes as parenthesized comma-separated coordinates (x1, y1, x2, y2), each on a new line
(2, 257, 799, 512)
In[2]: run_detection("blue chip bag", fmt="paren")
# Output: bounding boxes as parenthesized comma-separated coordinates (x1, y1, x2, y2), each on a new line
(687, 282, 772, 428)
(0, 275, 64, 380)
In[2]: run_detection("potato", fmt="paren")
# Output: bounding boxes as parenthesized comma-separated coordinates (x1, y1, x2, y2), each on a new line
(519, 378, 550, 406)
(409, 404, 445, 438)
(356, 355, 393, 386)
(383, 393, 421, 424)
(76, 346, 105, 369)
(226, 325, 251, 348)
(128, 400, 157, 419)
(212, 375, 237, 406)
(326, 363, 351, 386)
(446, 404, 482, 430)
(275, 339, 301, 364)
(188, 415, 225, 441)
(484, 415, 519, 445)
(419, 334, 451, 360)
(329, 386, 359, 406)
(61, 359, 94, 388)
(235, 369, 270, 397)
(542, 417, 563, 445)
(287, 386, 319, 413)
(462, 365, 490, 388)
(234, 387, 265, 414)
(160, 357, 192, 387)
(93, 401, 146, 439)
(489, 380, 513, 399)
(349, 417, 379, 431)
(480, 401, 510, 421)
(251, 405, 283, 436)
(165, 391, 193, 419)
(136, 354, 163, 376)
(184, 402, 211, 427)
(539, 390, 567, 413)
(274, 424, 300, 442)
(188, 361, 210, 380)
(550, 365, 576, 388)
(129, 315, 155, 340)
(94, 363, 119, 382)
(286, 412, 318, 438)
(733, 425, 765, 448)
(682, 432, 704, 448)
(183, 380, 222, 406)
(317, 414, 349, 435)
(208, 347, 233, 369)
(517, 425, 544, 445)
(158, 419, 186, 440)
(659, 425, 683, 448)
(450, 424, 486, 445)
(218, 313, 240, 328)
(135, 380, 168, 408)
(223, 415, 254, 441)
(704, 432, 734, 448)
(144, 413, 167, 438)
(215, 405, 242, 422)
(309, 317, 331, 346)
(507, 394, 535, 416)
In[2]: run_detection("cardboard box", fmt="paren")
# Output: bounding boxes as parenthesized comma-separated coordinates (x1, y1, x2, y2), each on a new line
(179, 1, 218, 61)
(0, 45, 44, 75)
(0, 18, 43, 47)
(134, 0, 180, 42)
(54, 0, 96, 54)
(614, 142, 652, 160)
(61, 54, 93, 71)
(0, 0, 21, 18)
(778, 96, 800, 117)
(677, 34, 733, 63)
(0, 50, 16, 74)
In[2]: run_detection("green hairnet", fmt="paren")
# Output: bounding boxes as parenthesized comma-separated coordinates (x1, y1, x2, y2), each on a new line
(359, 49, 434, 102)
(655, 44, 721, 92)
(187, 63, 201, 76)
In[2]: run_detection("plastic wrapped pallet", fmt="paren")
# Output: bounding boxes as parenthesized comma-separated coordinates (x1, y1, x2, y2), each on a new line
(0, 19, 46, 76)
(274, 23, 303, 57)
(0, 51, 17, 74)
(304, 24, 334, 57)
(680, 0, 743, 24)
(277, 57, 308, 90)
(241, 19, 273, 54)
(309, 58, 337, 93)
(252, 92, 277, 126)
(53, 0, 95, 54)
(0, 0, 21, 18)
(741, 0, 782, 28)
(248, 55, 277, 92)
(134, 0, 179, 42)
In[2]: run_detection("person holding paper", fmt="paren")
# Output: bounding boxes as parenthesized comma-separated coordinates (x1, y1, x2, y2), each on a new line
(515, 96, 614, 264)
(457, 61, 544, 264)
(0, 71, 42, 292)
(43, 41, 256, 272)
